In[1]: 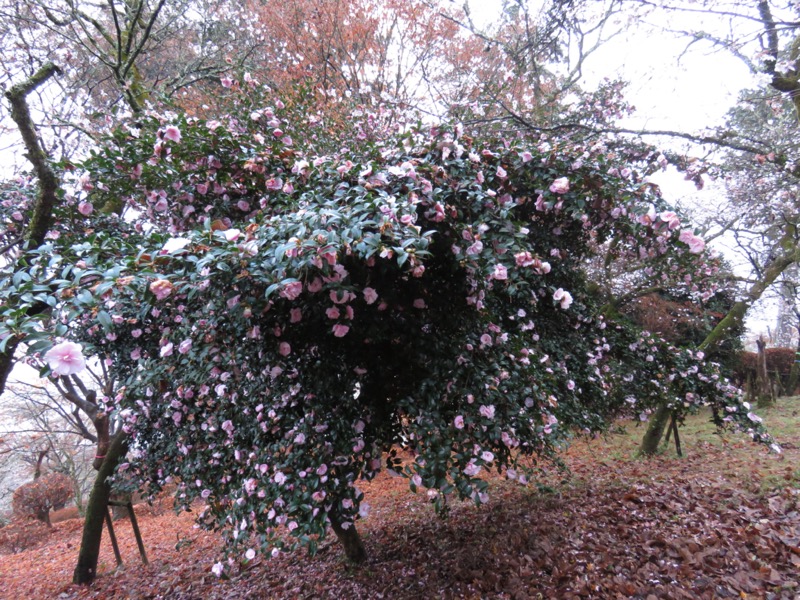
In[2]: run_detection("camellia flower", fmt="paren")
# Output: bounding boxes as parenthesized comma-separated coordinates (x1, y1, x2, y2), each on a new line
(44, 341, 86, 376)
(553, 288, 573, 310)
(149, 279, 174, 301)
(332, 324, 350, 337)
(223, 228, 242, 242)
(363, 287, 378, 305)
(280, 281, 303, 301)
(549, 177, 570, 194)
(678, 229, 706, 254)
(491, 264, 508, 280)
(515, 251, 535, 267)
(78, 201, 93, 216)
(454, 415, 465, 429)
(163, 126, 182, 143)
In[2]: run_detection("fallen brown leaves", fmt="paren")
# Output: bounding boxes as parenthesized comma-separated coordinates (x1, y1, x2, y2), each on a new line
(1, 407, 799, 600)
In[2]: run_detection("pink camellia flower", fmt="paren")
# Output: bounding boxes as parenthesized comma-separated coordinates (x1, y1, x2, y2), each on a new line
(178, 339, 192, 354)
(454, 415, 465, 429)
(223, 228, 241, 242)
(464, 462, 481, 477)
(638, 204, 657, 226)
(326, 306, 340, 319)
(520, 151, 533, 163)
(265, 177, 283, 191)
(479, 404, 496, 419)
(549, 177, 570, 194)
(332, 324, 350, 337)
(149, 279, 174, 301)
(290, 308, 302, 323)
(515, 251, 534, 267)
(279, 342, 291, 356)
(496, 166, 507, 179)
(659, 210, 681, 229)
(160, 343, 173, 358)
(163, 126, 182, 143)
(78, 201, 93, 216)
(466, 240, 483, 255)
(363, 287, 378, 305)
(280, 281, 303, 301)
(413, 298, 426, 309)
(553, 288, 573, 309)
(153, 198, 169, 212)
(44, 341, 86, 376)
(491, 264, 508, 280)
(678, 229, 706, 254)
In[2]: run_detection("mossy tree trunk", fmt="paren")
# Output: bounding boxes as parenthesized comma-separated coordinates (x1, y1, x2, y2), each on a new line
(72, 432, 128, 584)
(638, 226, 800, 455)
(639, 403, 672, 456)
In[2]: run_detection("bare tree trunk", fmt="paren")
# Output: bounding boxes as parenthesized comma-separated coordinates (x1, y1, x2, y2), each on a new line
(755, 337, 776, 408)
(73, 432, 128, 585)
(329, 512, 367, 563)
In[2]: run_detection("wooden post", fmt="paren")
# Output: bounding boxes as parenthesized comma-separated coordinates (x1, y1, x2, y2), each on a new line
(104, 509, 123, 567)
(127, 502, 149, 565)
(670, 414, 682, 457)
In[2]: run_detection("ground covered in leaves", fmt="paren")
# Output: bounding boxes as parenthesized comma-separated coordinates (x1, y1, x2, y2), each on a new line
(1, 399, 799, 599)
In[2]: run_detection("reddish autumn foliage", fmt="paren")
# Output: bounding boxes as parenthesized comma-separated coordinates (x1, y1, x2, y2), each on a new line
(0, 516, 51, 555)
(736, 347, 799, 393)
(1, 405, 799, 599)
(625, 293, 710, 343)
(11, 473, 73, 527)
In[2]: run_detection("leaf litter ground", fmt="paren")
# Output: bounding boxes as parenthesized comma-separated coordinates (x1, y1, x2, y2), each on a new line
(1, 399, 799, 599)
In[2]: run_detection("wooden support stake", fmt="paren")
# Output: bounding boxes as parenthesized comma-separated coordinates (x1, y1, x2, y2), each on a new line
(127, 502, 149, 565)
(671, 414, 682, 457)
(104, 508, 123, 567)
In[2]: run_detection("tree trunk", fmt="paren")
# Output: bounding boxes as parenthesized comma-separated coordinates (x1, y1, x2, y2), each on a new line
(329, 513, 367, 563)
(72, 432, 128, 585)
(639, 229, 800, 453)
(787, 361, 800, 396)
(639, 403, 671, 456)
(755, 337, 776, 408)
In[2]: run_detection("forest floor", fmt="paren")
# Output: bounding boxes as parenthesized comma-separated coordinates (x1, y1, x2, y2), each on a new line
(1, 398, 799, 600)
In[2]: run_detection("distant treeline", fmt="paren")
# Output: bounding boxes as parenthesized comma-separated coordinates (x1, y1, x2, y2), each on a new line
(735, 347, 799, 396)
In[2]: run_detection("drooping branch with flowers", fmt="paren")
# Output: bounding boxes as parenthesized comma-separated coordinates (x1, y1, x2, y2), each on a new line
(0, 81, 775, 570)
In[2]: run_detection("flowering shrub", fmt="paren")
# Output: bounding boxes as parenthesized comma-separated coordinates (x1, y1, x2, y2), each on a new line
(0, 80, 774, 566)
